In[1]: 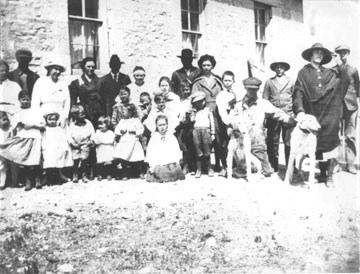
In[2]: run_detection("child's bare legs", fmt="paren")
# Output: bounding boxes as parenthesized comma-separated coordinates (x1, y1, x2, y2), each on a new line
(72, 159, 80, 183)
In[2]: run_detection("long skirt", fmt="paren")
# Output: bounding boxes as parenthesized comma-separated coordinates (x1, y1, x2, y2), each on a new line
(0, 136, 41, 166)
(146, 162, 185, 183)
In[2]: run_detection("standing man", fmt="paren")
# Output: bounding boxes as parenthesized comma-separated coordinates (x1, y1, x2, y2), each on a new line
(263, 61, 294, 172)
(99, 55, 131, 116)
(334, 45, 359, 174)
(171, 49, 201, 96)
(293, 43, 350, 187)
(9, 49, 39, 97)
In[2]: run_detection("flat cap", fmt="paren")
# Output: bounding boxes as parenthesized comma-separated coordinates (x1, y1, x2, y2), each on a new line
(15, 49, 32, 60)
(334, 45, 350, 53)
(242, 77, 262, 88)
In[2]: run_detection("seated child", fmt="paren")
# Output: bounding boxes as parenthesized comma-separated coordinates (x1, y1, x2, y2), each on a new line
(41, 111, 73, 186)
(91, 115, 115, 180)
(69, 104, 95, 183)
(191, 91, 215, 178)
(113, 103, 145, 180)
(0, 91, 45, 191)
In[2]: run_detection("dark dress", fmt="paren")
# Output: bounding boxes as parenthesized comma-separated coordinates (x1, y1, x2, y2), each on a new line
(69, 75, 104, 126)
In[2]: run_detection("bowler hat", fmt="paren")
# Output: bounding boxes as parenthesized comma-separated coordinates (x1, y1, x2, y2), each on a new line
(270, 61, 290, 72)
(301, 43, 332, 65)
(191, 91, 206, 103)
(44, 55, 66, 72)
(15, 49, 32, 61)
(177, 49, 195, 59)
(242, 77, 262, 89)
(334, 45, 350, 53)
(198, 54, 216, 68)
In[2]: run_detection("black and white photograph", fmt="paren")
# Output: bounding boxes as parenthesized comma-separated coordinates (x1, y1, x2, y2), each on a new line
(0, 0, 359, 273)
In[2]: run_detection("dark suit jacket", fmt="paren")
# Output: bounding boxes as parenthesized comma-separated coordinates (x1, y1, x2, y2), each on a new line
(171, 66, 201, 96)
(99, 72, 131, 116)
(8, 68, 39, 96)
(342, 64, 359, 111)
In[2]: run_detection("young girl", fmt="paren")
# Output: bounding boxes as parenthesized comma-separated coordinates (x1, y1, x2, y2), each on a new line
(69, 104, 95, 183)
(112, 86, 140, 128)
(146, 115, 185, 183)
(157, 76, 180, 127)
(91, 115, 115, 180)
(41, 111, 73, 186)
(0, 111, 13, 190)
(113, 103, 145, 180)
(191, 91, 215, 178)
(0, 91, 45, 191)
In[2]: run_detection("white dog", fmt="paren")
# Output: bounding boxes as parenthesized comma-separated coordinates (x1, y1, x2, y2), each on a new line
(227, 111, 262, 181)
(284, 114, 321, 186)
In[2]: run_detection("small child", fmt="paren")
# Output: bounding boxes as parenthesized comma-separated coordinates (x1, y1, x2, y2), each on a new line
(176, 81, 195, 174)
(191, 91, 215, 178)
(112, 86, 140, 128)
(113, 103, 145, 180)
(91, 115, 115, 180)
(0, 91, 45, 191)
(69, 104, 95, 183)
(138, 92, 152, 151)
(42, 112, 73, 186)
(0, 111, 13, 190)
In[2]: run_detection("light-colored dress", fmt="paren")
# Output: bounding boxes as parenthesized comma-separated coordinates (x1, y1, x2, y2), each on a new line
(0, 79, 21, 123)
(0, 108, 43, 166)
(42, 126, 73, 168)
(0, 126, 13, 176)
(68, 119, 95, 160)
(91, 129, 115, 163)
(113, 118, 144, 162)
(145, 131, 184, 183)
(32, 76, 71, 126)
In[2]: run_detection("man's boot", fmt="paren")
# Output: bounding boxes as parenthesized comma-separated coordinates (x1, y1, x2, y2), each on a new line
(326, 159, 336, 188)
(316, 161, 327, 183)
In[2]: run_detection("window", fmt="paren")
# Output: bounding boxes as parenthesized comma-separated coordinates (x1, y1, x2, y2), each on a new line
(68, 0, 102, 69)
(254, 2, 271, 65)
(181, 0, 202, 57)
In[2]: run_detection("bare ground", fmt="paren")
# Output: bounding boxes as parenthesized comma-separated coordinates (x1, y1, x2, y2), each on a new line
(0, 168, 359, 274)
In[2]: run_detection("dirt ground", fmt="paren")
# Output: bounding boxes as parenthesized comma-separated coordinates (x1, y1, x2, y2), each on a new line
(0, 167, 359, 274)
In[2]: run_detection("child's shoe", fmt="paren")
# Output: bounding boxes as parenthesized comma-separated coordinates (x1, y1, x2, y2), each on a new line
(195, 169, 201, 178)
(139, 173, 145, 180)
(97, 175, 103, 181)
(24, 177, 32, 191)
(208, 168, 214, 177)
(82, 173, 89, 183)
(218, 168, 227, 177)
(182, 164, 189, 175)
(106, 175, 112, 181)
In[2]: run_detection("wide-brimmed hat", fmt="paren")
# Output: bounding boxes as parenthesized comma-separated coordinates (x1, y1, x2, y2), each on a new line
(109, 54, 125, 67)
(44, 56, 66, 72)
(270, 61, 290, 72)
(242, 77, 262, 89)
(191, 91, 206, 103)
(301, 43, 332, 65)
(15, 49, 32, 61)
(334, 44, 350, 53)
(177, 49, 195, 59)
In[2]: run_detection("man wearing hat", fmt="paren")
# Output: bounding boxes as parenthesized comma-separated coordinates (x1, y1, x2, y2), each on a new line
(263, 61, 294, 172)
(334, 45, 359, 174)
(9, 49, 39, 97)
(99, 55, 131, 116)
(171, 49, 201, 96)
(293, 43, 351, 187)
(230, 77, 295, 177)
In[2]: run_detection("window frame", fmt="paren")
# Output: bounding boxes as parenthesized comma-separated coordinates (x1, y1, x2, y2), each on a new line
(254, 2, 271, 65)
(68, 0, 102, 71)
(180, 0, 203, 58)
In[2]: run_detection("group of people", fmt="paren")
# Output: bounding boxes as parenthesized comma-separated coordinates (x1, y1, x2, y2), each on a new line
(0, 43, 358, 191)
